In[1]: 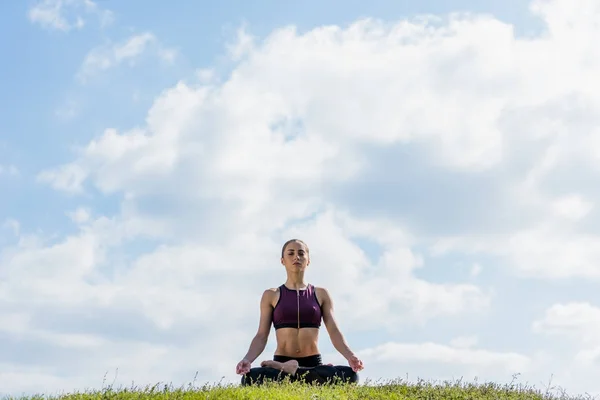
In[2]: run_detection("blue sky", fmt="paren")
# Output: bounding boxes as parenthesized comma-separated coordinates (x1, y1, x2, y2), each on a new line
(2, 0, 600, 397)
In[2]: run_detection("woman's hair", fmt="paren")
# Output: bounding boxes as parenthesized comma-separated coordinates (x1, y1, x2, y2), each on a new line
(281, 239, 309, 258)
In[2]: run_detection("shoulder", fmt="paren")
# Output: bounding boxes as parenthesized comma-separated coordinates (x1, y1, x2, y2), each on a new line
(313, 285, 332, 301)
(261, 287, 280, 302)
(313, 285, 329, 294)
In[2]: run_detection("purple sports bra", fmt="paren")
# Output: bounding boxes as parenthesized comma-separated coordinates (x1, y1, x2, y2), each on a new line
(272, 284, 323, 330)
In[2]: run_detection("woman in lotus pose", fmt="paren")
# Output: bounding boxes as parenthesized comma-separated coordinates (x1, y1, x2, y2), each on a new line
(235, 239, 364, 385)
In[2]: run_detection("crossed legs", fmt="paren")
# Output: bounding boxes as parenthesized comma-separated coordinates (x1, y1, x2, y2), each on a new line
(241, 355, 358, 386)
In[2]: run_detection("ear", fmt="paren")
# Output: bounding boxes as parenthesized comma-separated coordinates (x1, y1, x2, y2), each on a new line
(281, 257, 284, 265)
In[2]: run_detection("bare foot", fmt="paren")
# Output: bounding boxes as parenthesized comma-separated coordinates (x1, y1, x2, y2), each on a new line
(260, 360, 299, 375)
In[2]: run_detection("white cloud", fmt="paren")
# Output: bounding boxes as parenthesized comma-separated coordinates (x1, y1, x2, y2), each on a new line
(531, 302, 600, 396)
(532, 302, 600, 345)
(358, 341, 532, 377)
(9, 0, 600, 397)
(470, 263, 482, 277)
(0, 164, 19, 177)
(226, 25, 256, 61)
(550, 194, 594, 221)
(27, 0, 113, 32)
(432, 225, 600, 279)
(37, 162, 87, 194)
(450, 335, 479, 348)
(66, 207, 91, 224)
(2, 219, 20, 237)
(77, 33, 178, 81)
(54, 98, 80, 120)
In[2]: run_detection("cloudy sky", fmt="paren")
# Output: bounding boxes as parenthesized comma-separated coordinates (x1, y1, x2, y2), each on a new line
(2, 0, 600, 397)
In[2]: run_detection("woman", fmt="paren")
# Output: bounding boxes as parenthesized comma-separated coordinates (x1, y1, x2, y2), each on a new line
(235, 239, 364, 385)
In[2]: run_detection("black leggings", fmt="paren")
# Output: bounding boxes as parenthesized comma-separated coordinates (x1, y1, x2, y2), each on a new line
(240, 354, 359, 386)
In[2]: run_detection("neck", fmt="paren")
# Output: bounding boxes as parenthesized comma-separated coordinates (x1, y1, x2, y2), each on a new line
(285, 272, 307, 289)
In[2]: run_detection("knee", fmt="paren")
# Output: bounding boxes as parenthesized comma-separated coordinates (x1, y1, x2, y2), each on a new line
(241, 369, 260, 386)
(310, 365, 358, 385)
(240, 373, 252, 386)
(333, 366, 359, 383)
(241, 367, 284, 386)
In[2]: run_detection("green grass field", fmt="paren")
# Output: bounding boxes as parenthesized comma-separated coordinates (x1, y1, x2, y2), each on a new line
(4, 377, 594, 400)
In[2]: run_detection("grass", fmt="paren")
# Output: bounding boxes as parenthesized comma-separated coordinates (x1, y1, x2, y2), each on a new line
(3, 375, 596, 400)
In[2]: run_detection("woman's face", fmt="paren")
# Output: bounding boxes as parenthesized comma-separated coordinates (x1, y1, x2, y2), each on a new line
(281, 241, 310, 271)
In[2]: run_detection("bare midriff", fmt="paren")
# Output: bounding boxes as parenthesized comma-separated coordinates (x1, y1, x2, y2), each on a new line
(274, 327, 320, 357)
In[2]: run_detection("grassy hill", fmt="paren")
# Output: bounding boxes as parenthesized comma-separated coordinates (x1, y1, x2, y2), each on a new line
(4, 378, 594, 400)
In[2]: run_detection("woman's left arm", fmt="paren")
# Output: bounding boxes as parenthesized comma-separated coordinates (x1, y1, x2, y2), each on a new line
(318, 287, 364, 371)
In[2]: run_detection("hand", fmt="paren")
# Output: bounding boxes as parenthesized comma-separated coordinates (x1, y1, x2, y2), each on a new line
(347, 354, 364, 372)
(236, 358, 251, 375)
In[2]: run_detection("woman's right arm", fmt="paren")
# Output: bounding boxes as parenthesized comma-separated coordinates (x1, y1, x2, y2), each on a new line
(240, 289, 274, 364)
